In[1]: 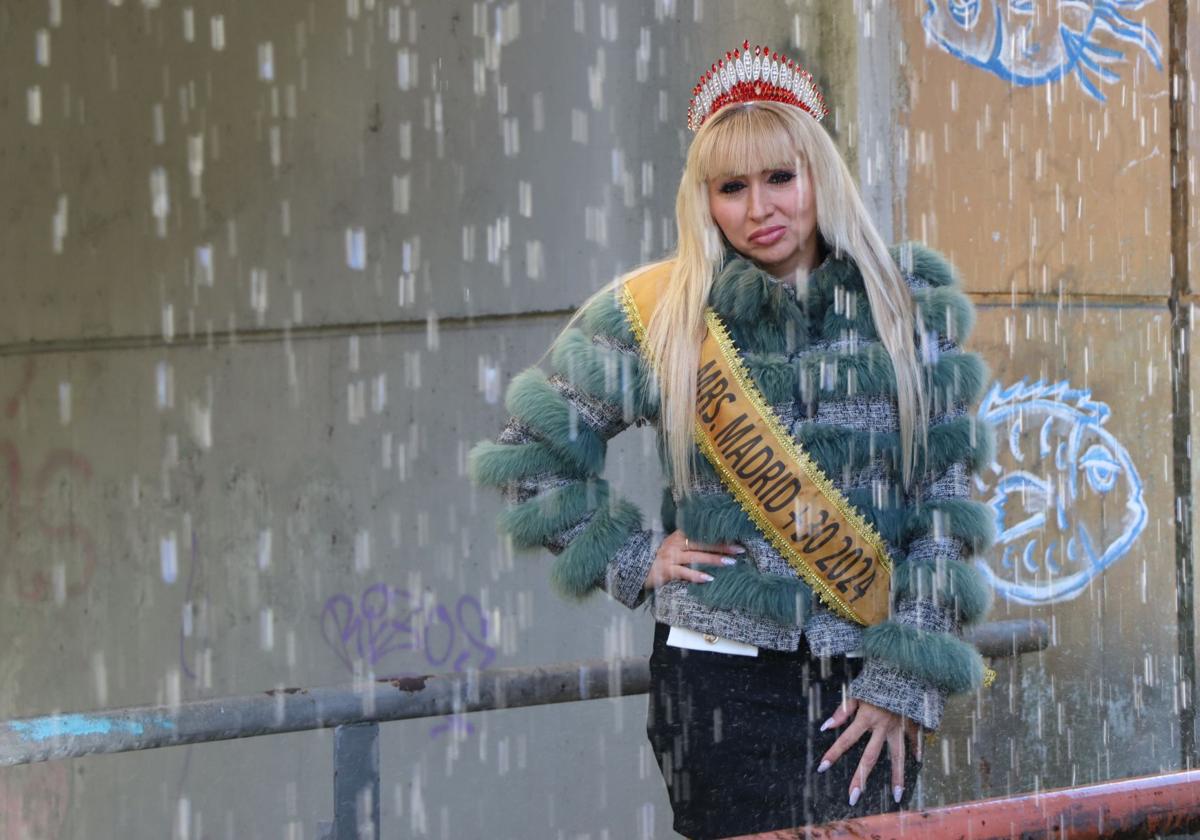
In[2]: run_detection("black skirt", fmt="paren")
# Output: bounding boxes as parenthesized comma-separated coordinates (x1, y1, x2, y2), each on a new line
(645, 621, 922, 839)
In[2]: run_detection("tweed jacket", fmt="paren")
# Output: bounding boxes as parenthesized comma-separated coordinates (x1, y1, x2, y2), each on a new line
(469, 241, 996, 730)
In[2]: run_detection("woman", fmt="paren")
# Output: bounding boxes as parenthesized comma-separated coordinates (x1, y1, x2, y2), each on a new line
(469, 41, 995, 838)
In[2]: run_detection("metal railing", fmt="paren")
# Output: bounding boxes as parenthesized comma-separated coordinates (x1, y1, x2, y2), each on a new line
(741, 769, 1200, 840)
(0, 620, 1055, 839)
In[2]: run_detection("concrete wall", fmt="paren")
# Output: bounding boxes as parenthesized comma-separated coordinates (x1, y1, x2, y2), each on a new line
(0, 0, 1195, 837)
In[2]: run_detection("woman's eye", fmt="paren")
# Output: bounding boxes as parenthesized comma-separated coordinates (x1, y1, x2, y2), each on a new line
(771, 171, 795, 183)
(719, 181, 744, 194)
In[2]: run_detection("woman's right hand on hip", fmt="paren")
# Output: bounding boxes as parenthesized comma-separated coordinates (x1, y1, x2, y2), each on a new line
(642, 530, 745, 590)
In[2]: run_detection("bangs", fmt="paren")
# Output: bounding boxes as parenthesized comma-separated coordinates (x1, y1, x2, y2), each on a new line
(695, 106, 807, 181)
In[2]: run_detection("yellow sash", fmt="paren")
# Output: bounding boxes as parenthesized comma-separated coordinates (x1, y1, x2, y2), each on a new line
(619, 261, 893, 626)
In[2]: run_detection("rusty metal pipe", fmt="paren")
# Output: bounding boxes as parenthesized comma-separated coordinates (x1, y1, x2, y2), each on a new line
(0, 619, 1047, 767)
(731, 769, 1200, 839)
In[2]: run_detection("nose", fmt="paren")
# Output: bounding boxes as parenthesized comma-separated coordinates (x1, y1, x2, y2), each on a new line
(747, 181, 772, 220)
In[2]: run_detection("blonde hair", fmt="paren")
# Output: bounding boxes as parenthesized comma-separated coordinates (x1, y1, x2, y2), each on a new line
(548, 100, 929, 496)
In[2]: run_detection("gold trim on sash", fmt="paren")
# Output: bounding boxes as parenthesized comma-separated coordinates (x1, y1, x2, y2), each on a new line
(618, 263, 893, 626)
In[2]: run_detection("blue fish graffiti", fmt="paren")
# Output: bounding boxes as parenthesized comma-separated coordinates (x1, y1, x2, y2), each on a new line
(974, 378, 1147, 605)
(921, 0, 1163, 102)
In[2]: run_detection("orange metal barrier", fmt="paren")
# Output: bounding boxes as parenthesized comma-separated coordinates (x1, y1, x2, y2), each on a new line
(731, 769, 1200, 839)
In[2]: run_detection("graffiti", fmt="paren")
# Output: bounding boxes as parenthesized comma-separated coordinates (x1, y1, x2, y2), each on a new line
(0, 761, 70, 839)
(1, 360, 98, 602)
(180, 531, 204, 681)
(4, 359, 35, 420)
(974, 378, 1147, 605)
(921, 0, 1163, 102)
(321, 585, 496, 674)
(0, 442, 98, 602)
(321, 585, 497, 738)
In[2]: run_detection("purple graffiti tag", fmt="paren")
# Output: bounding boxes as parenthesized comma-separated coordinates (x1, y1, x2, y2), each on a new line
(179, 530, 199, 681)
(319, 585, 499, 741)
(429, 714, 476, 739)
(454, 595, 496, 671)
(320, 593, 359, 672)
(321, 584, 423, 670)
(320, 585, 498, 675)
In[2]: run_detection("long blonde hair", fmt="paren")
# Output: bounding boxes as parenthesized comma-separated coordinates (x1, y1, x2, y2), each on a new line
(549, 100, 929, 496)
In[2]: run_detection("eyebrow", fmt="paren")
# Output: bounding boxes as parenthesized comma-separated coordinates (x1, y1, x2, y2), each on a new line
(715, 167, 794, 180)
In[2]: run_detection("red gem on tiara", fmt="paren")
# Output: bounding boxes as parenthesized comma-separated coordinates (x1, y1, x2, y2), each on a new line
(686, 39, 829, 131)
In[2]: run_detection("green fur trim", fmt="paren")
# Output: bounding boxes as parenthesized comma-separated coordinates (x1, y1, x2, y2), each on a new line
(677, 484, 906, 554)
(916, 285, 976, 345)
(800, 342, 896, 393)
(912, 414, 995, 477)
(707, 257, 808, 355)
(800, 241, 959, 324)
(904, 498, 996, 553)
(796, 345, 989, 403)
(893, 556, 993, 625)
(926, 354, 992, 416)
(809, 242, 966, 340)
(686, 561, 812, 626)
(891, 241, 961, 288)
(548, 328, 659, 421)
(708, 258, 809, 328)
(505, 368, 606, 475)
(498, 480, 608, 548)
(579, 289, 636, 346)
(677, 493, 757, 544)
(550, 498, 643, 599)
(468, 440, 587, 487)
(740, 352, 797, 405)
(674, 486, 992, 566)
(819, 284, 976, 346)
(847, 487, 910, 546)
(861, 622, 984, 694)
(802, 258, 865, 320)
(794, 414, 995, 482)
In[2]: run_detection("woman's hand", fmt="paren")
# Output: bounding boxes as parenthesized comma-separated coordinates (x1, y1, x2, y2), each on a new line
(816, 697, 922, 806)
(642, 530, 745, 590)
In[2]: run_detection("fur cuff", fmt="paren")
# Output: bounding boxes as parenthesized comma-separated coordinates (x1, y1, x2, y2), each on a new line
(468, 439, 587, 487)
(550, 498, 643, 599)
(860, 621, 984, 695)
(893, 555, 992, 625)
(505, 368, 606, 474)
(548, 328, 659, 421)
(498, 480, 610, 549)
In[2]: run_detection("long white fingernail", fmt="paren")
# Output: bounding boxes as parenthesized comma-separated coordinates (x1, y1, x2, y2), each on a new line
(893, 785, 904, 803)
(816, 760, 830, 773)
(701, 573, 714, 582)
(819, 717, 835, 732)
(721, 557, 737, 565)
(848, 787, 861, 807)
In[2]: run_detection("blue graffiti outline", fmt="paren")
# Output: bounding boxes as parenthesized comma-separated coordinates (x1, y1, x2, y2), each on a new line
(922, 0, 1163, 102)
(975, 377, 1147, 604)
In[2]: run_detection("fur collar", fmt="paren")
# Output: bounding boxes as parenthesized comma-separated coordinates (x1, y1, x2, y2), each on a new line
(706, 239, 963, 352)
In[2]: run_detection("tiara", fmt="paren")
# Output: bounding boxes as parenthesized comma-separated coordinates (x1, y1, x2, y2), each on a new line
(686, 40, 829, 132)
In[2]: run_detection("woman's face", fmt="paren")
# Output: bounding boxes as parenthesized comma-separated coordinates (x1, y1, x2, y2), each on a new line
(707, 164, 821, 278)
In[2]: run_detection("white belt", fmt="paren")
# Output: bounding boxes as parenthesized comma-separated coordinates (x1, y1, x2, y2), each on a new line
(666, 625, 759, 657)
(666, 625, 865, 658)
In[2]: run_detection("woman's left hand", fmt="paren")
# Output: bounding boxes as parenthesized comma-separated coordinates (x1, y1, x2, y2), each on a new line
(816, 698, 921, 807)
